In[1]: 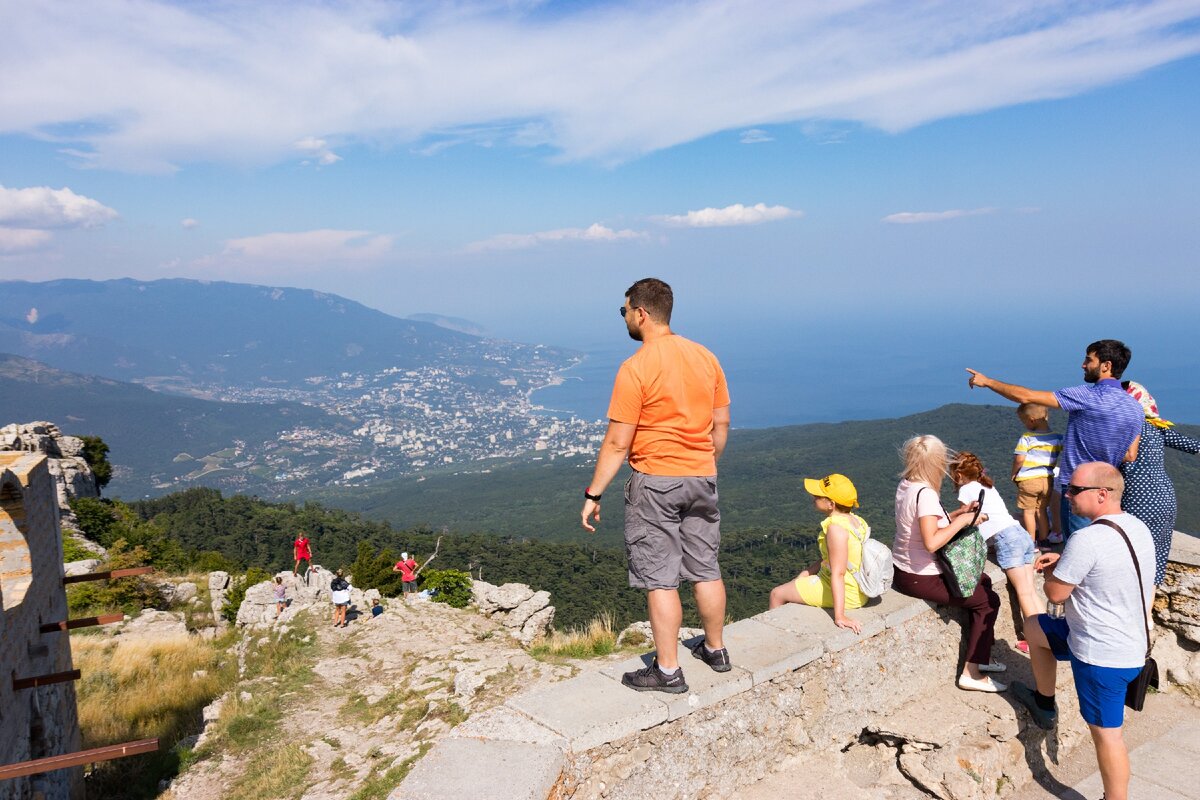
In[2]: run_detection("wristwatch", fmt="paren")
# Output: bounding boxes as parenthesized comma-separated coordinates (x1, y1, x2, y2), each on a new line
(584, 488, 602, 501)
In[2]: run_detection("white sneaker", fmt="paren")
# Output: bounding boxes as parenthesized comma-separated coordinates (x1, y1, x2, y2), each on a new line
(958, 675, 1007, 693)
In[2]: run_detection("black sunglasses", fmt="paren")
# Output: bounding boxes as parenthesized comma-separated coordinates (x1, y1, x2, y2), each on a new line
(620, 306, 642, 318)
(1064, 484, 1109, 497)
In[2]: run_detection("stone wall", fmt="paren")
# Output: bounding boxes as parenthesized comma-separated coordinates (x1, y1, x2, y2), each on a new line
(0, 453, 83, 800)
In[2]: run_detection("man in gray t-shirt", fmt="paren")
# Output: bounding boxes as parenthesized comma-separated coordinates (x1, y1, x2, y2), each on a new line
(1009, 462, 1155, 800)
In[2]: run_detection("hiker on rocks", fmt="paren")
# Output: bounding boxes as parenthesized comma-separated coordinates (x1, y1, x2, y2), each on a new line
(892, 435, 1006, 693)
(1118, 381, 1200, 585)
(330, 569, 351, 628)
(1010, 462, 1155, 800)
(294, 531, 313, 578)
(767, 473, 867, 633)
(966, 339, 1143, 539)
(1011, 403, 1063, 545)
(393, 551, 419, 594)
(273, 576, 287, 618)
(580, 278, 731, 694)
(949, 452, 1044, 654)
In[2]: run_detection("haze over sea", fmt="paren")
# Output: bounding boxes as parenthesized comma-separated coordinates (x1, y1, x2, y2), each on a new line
(531, 315, 1200, 429)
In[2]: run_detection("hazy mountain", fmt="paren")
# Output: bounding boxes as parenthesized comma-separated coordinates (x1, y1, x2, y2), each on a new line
(0, 278, 568, 388)
(0, 353, 341, 497)
(406, 313, 489, 337)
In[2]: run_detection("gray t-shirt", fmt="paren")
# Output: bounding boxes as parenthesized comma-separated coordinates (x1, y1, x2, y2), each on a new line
(1054, 512, 1155, 668)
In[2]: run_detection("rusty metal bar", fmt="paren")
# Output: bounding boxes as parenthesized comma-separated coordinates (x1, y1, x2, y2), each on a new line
(0, 738, 159, 781)
(40, 613, 125, 633)
(12, 670, 81, 691)
(62, 566, 153, 585)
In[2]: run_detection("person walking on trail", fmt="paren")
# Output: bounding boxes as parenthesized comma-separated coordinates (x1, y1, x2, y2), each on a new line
(966, 339, 1143, 539)
(293, 531, 313, 578)
(580, 278, 732, 695)
(393, 552, 419, 595)
(330, 569, 351, 628)
(1010, 462, 1155, 800)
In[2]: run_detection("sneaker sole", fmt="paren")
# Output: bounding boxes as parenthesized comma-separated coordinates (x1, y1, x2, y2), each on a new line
(620, 676, 689, 694)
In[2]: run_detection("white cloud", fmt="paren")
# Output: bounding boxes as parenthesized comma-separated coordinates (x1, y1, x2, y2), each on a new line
(0, 184, 118, 228)
(295, 136, 342, 166)
(882, 207, 996, 224)
(658, 203, 804, 228)
(222, 229, 393, 263)
(740, 129, 773, 144)
(0, 228, 53, 253)
(181, 217, 199, 229)
(465, 223, 646, 253)
(3, 2, 1198, 170)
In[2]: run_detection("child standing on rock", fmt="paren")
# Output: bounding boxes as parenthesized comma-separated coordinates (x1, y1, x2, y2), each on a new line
(273, 576, 287, 618)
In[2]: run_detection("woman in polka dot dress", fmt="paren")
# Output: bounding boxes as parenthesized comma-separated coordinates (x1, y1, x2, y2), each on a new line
(1119, 381, 1200, 585)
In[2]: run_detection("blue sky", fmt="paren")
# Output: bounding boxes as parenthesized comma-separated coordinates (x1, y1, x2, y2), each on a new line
(2, 0, 1200, 355)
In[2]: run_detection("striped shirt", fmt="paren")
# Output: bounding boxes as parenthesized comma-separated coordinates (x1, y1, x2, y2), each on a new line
(1014, 431, 1063, 480)
(1053, 379, 1144, 488)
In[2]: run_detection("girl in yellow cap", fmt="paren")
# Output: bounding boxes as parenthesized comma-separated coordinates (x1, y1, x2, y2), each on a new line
(768, 473, 868, 633)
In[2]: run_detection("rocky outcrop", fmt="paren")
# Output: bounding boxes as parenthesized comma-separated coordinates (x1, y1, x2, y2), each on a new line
(0, 420, 102, 553)
(233, 566, 382, 628)
(471, 580, 556, 645)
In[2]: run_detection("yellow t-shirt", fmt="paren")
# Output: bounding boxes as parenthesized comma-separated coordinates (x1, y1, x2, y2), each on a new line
(816, 513, 870, 609)
(607, 334, 730, 476)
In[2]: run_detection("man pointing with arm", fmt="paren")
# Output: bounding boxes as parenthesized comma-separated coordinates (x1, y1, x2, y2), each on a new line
(581, 278, 732, 694)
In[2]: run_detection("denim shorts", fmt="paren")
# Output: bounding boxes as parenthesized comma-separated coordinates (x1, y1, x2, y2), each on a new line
(624, 471, 721, 589)
(991, 523, 1036, 569)
(1038, 615, 1141, 728)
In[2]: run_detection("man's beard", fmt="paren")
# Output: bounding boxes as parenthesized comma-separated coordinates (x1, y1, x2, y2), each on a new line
(1083, 366, 1101, 383)
(626, 323, 642, 342)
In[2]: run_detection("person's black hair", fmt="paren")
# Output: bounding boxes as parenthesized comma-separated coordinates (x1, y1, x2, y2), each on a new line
(1087, 339, 1132, 378)
(625, 278, 673, 324)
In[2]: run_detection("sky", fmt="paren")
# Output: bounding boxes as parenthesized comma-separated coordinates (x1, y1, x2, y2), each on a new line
(3, 1, 1200, 379)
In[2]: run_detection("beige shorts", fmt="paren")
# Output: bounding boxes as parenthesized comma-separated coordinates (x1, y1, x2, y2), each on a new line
(1016, 475, 1052, 510)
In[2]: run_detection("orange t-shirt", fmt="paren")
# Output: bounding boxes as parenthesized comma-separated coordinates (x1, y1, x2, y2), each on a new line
(607, 334, 730, 476)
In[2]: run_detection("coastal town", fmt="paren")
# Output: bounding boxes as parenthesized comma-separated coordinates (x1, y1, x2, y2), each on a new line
(150, 353, 607, 494)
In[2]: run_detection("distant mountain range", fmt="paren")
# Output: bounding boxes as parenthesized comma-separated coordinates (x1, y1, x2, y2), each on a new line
(0, 278, 566, 388)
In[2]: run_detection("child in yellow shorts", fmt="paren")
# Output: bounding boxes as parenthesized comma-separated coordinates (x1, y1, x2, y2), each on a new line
(768, 473, 869, 632)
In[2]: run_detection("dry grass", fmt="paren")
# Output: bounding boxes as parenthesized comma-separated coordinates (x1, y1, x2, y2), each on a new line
(74, 633, 227, 746)
(528, 612, 624, 660)
(226, 744, 313, 799)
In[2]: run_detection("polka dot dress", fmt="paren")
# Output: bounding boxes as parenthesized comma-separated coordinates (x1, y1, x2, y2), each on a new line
(1120, 421, 1200, 584)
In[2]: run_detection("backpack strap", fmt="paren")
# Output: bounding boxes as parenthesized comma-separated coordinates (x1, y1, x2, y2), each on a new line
(1092, 518, 1152, 661)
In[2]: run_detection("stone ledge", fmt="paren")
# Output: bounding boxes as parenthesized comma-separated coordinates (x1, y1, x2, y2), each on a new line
(1169, 531, 1200, 568)
(391, 558, 1024, 799)
(390, 738, 565, 800)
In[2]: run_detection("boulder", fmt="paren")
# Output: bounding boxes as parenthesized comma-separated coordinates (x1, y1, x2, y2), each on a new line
(174, 582, 199, 603)
(505, 590, 551, 628)
(473, 581, 535, 614)
(519, 605, 555, 646)
(118, 609, 188, 640)
(63, 558, 102, 578)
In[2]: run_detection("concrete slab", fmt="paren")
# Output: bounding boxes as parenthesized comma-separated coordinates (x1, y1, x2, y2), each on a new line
(1164, 722, 1200, 755)
(708, 617, 823, 685)
(446, 706, 567, 747)
(600, 643, 752, 722)
(507, 670, 668, 752)
(1071, 771, 1192, 800)
(860, 590, 935, 628)
(389, 738, 565, 800)
(754, 603, 856, 653)
(1169, 531, 1200, 568)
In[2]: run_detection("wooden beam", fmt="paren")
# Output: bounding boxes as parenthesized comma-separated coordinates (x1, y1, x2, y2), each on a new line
(40, 613, 125, 633)
(62, 566, 153, 585)
(0, 738, 159, 780)
(12, 670, 81, 691)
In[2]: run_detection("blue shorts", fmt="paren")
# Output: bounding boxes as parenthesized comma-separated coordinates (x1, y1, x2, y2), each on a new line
(1038, 615, 1141, 728)
(991, 523, 1035, 569)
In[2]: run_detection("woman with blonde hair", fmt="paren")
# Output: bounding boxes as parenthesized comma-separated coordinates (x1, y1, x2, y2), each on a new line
(893, 435, 1005, 692)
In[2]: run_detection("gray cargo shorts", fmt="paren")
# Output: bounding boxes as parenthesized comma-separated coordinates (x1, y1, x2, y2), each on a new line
(623, 470, 721, 590)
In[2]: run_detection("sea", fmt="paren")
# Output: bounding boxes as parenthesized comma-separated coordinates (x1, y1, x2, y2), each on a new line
(530, 321, 1200, 429)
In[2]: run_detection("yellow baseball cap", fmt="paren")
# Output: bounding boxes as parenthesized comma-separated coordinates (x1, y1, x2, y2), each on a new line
(803, 473, 858, 507)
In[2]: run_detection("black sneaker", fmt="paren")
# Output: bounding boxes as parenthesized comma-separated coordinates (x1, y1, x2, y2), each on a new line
(1011, 680, 1058, 730)
(690, 640, 732, 673)
(621, 660, 689, 694)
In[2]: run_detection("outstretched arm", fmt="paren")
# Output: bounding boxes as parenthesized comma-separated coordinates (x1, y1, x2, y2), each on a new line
(966, 369, 1060, 408)
(1164, 427, 1200, 455)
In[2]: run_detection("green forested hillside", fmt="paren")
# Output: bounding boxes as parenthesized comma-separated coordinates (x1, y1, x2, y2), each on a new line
(308, 403, 1200, 542)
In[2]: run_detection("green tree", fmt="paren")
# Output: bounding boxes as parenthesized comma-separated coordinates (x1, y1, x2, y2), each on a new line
(421, 569, 473, 608)
(80, 435, 113, 490)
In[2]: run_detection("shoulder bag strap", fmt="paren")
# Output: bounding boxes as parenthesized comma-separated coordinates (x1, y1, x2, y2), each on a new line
(1093, 518, 1152, 660)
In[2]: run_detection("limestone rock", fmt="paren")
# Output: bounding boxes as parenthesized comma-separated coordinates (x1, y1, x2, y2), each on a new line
(118, 608, 188, 640)
(174, 581, 199, 603)
(63, 558, 102, 577)
(617, 621, 704, 647)
(519, 605, 555, 646)
(506, 590, 551, 628)
(473, 581, 535, 614)
(0, 420, 100, 538)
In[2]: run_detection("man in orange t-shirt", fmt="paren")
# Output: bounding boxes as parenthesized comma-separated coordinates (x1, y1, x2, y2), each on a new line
(580, 278, 731, 694)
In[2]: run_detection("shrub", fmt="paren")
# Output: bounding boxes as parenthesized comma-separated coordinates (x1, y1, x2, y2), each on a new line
(80, 434, 113, 489)
(420, 569, 472, 608)
(62, 533, 94, 563)
(67, 541, 166, 616)
(221, 566, 272, 623)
